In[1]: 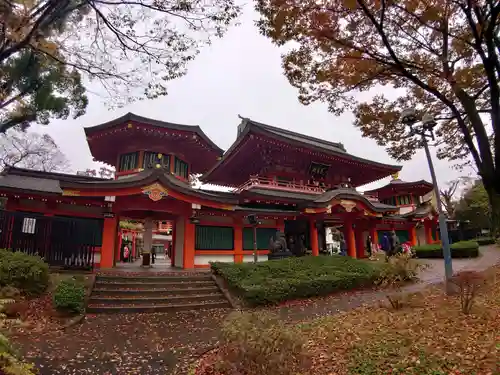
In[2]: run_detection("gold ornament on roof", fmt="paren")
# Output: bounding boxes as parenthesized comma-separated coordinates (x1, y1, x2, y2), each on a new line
(391, 172, 400, 180)
(142, 183, 168, 201)
(340, 200, 356, 212)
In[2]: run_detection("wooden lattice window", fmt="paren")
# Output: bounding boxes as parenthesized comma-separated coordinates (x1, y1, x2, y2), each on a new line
(174, 157, 189, 179)
(195, 225, 234, 250)
(243, 227, 278, 250)
(118, 152, 139, 172)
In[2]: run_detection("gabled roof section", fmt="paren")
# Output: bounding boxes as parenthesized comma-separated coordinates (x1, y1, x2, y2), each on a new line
(0, 167, 109, 194)
(60, 168, 239, 204)
(365, 178, 433, 198)
(84, 112, 224, 155)
(240, 116, 347, 154)
(201, 115, 402, 185)
(303, 187, 399, 213)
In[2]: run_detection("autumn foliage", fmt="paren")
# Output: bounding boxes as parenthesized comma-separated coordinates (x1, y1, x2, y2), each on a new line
(255, 0, 500, 230)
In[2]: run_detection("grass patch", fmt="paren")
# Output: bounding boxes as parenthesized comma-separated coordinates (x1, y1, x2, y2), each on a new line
(413, 240, 479, 258)
(211, 255, 383, 306)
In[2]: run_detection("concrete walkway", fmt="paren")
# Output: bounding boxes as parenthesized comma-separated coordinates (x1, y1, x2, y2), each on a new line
(419, 244, 500, 284)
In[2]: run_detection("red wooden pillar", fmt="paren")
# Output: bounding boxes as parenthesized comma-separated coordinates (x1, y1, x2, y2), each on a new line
(183, 217, 195, 269)
(277, 218, 285, 232)
(369, 225, 378, 246)
(355, 225, 365, 258)
(424, 220, 433, 244)
(234, 217, 243, 263)
(409, 225, 417, 246)
(344, 219, 356, 258)
(131, 231, 137, 258)
(309, 218, 319, 256)
(116, 229, 123, 263)
(101, 216, 118, 268)
(171, 220, 176, 266)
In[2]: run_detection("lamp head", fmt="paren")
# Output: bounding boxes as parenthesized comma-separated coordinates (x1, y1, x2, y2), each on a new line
(247, 214, 259, 226)
(400, 108, 418, 125)
(421, 113, 437, 130)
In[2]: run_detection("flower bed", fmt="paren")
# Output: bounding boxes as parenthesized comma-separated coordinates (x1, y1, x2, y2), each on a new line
(210, 256, 383, 306)
(413, 240, 479, 259)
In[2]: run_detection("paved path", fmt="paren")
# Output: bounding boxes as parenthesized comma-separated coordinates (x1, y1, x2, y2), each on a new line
(11, 245, 499, 375)
(418, 244, 500, 284)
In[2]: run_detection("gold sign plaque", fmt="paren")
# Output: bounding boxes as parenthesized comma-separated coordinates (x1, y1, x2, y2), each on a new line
(62, 190, 80, 196)
(142, 183, 168, 201)
(340, 200, 357, 212)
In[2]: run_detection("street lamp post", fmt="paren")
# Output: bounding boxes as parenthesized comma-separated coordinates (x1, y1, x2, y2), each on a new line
(247, 214, 260, 263)
(400, 108, 454, 293)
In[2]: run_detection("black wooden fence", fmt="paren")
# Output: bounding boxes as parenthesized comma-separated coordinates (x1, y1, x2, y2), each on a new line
(0, 210, 103, 270)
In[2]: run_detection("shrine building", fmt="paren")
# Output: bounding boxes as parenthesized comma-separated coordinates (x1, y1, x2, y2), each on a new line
(0, 113, 440, 270)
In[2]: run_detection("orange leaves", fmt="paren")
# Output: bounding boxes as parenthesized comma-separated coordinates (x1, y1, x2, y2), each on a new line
(343, 0, 358, 10)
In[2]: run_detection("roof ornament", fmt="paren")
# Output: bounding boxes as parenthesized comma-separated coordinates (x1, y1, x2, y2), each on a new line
(391, 172, 400, 180)
(142, 183, 168, 201)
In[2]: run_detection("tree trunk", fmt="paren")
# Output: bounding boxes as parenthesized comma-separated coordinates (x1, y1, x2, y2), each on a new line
(483, 181, 500, 238)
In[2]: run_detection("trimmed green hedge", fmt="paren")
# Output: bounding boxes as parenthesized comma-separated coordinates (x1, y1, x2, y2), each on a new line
(475, 237, 496, 246)
(0, 249, 50, 296)
(413, 240, 479, 259)
(211, 256, 383, 306)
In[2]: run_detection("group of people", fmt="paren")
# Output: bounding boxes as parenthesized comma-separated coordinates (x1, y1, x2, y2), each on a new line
(329, 228, 403, 260)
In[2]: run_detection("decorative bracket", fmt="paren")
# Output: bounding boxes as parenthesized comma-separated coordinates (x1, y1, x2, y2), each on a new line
(142, 183, 168, 201)
(340, 200, 357, 212)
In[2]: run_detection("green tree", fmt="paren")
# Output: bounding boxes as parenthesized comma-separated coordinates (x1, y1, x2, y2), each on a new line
(1, 50, 87, 131)
(454, 180, 492, 231)
(255, 0, 500, 233)
(0, 0, 241, 132)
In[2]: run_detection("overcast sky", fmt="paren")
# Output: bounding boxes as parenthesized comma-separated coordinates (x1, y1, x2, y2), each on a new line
(30, 5, 472, 192)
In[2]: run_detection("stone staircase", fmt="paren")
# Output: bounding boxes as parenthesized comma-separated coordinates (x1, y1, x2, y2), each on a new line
(87, 273, 231, 313)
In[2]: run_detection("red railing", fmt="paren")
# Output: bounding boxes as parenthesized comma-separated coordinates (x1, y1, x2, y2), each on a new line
(234, 175, 325, 194)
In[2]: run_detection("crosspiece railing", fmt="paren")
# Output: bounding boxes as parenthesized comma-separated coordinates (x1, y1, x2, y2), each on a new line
(234, 175, 325, 194)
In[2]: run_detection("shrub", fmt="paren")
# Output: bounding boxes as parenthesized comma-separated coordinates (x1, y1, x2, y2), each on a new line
(413, 241, 479, 259)
(211, 255, 383, 306)
(377, 253, 423, 287)
(0, 287, 21, 300)
(475, 237, 495, 246)
(216, 311, 310, 375)
(53, 278, 85, 314)
(0, 352, 37, 375)
(0, 250, 50, 296)
(450, 270, 485, 314)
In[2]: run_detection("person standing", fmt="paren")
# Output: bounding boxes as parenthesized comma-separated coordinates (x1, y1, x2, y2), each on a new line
(339, 232, 347, 256)
(151, 245, 156, 264)
(366, 234, 373, 259)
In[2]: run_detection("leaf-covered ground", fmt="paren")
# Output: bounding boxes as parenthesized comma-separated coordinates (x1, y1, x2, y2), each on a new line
(197, 265, 500, 375)
(8, 246, 500, 375)
(302, 265, 500, 375)
(11, 309, 230, 375)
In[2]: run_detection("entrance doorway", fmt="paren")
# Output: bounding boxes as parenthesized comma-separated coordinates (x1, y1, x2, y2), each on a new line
(116, 217, 174, 270)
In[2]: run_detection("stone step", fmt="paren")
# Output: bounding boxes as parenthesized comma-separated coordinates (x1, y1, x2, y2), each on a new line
(88, 293, 226, 305)
(91, 286, 220, 296)
(96, 274, 212, 283)
(94, 280, 214, 289)
(86, 300, 231, 314)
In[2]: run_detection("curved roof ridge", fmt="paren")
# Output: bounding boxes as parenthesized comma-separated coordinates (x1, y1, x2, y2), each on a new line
(201, 115, 402, 184)
(84, 112, 223, 154)
(238, 115, 347, 152)
(365, 179, 433, 193)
